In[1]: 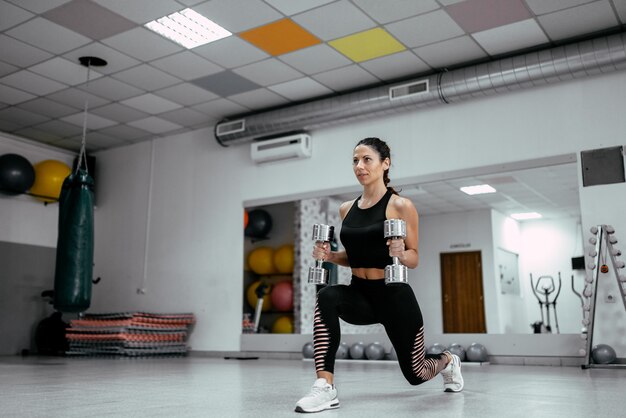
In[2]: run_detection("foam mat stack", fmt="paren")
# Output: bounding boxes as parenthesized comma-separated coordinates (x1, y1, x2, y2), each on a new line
(66, 312, 196, 357)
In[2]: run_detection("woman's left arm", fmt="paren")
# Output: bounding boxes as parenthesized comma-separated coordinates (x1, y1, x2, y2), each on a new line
(388, 196, 419, 268)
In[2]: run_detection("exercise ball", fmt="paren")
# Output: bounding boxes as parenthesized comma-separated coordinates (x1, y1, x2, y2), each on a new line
(302, 342, 314, 359)
(336, 341, 350, 359)
(350, 342, 366, 359)
(426, 343, 446, 355)
(591, 344, 617, 364)
(244, 209, 249, 229)
(245, 209, 272, 238)
(248, 247, 275, 275)
(272, 315, 293, 334)
(466, 342, 489, 362)
(0, 153, 35, 195)
(246, 280, 272, 311)
(30, 159, 71, 202)
(273, 244, 294, 273)
(271, 280, 293, 312)
(365, 342, 386, 360)
(447, 343, 466, 361)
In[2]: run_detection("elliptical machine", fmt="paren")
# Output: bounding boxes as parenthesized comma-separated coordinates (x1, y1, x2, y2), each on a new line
(530, 273, 562, 334)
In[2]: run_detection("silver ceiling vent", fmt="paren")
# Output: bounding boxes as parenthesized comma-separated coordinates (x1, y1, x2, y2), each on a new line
(215, 31, 626, 147)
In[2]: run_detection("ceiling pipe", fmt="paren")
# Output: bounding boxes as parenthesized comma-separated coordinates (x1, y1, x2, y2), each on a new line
(215, 31, 626, 147)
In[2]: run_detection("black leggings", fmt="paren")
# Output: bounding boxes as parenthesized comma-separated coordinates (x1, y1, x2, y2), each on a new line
(313, 276, 448, 385)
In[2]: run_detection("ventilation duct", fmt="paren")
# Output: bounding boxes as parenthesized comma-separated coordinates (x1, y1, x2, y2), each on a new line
(215, 32, 626, 147)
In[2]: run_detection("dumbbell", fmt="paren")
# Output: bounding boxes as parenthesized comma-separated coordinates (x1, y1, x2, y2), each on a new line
(384, 219, 408, 285)
(308, 224, 335, 285)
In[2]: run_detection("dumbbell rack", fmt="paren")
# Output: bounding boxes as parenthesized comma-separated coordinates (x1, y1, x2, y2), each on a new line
(581, 224, 626, 369)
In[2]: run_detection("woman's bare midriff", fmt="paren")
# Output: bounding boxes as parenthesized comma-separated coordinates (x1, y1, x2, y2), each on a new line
(351, 267, 386, 280)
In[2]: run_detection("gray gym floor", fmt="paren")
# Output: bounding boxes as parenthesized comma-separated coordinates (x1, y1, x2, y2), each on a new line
(1, 355, 623, 417)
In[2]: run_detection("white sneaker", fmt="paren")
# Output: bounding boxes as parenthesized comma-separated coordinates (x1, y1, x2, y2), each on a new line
(441, 353, 464, 392)
(295, 378, 340, 413)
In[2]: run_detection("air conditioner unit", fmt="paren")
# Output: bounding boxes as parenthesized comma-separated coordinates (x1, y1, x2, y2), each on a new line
(251, 134, 312, 164)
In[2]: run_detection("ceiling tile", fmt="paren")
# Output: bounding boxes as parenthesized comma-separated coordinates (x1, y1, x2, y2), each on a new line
(5, 0, 71, 14)
(78, 76, 145, 101)
(31, 119, 84, 137)
(227, 88, 290, 110)
(525, 0, 596, 15)
(192, 98, 249, 118)
(193, 0, 283, 32)
(233, 59, 303, 86)
(0, 107, 50, 126)
(359, 51, 430, 81)
(0, 84, 36, 105)
(17, 97, 79, 118)
(61, 112, 118, 129)
(47, 88, 111, 109)
(537, 1, 619, 41)
(0, 70, 67, 95)
(29, 57, 103, 86)
(0, 118, 21, 132)
(6, 17, 91, 54)
(63, 42, 141, 75)
(329, 28, 406, 62)
(155, 83, 219, 106)
(414, 36, 487, 68)
(73, 131, 130, 151)
(615, 0, 626, 23)
(0, 61, 18, 77)
(128, 116, 182, 134)
(98, 124, 152, 140)
(93, 0, 183, 24)
(192, 70, 261, 96)
(279, 44, 352, 74)
(13, 127, 63, 143)
(264, 0, 336, 15)
(101, 27, 183, 61)
(43, 0, 137, 40)
(112, 64, 181, 91)
(240, 18, 321, 56)
(0, 35, 52, 68)
(121, 93, 182, 114)
(293, 0, 377, 41)
(48, 137, 82, 152)
(0, 1, 34, 31)
(193, 36, 269, 69)
(151, 51, 223, 80)
(472, 19, 549, 56)
(352, 0, 440, 24)
(446, 0, 532, 33)
(312, 65, 380, 91)
(267, 77, 333, 101)
(158, 107, 208, 126)
(90, 103, 150, 123)
(386, 9, 465, 48)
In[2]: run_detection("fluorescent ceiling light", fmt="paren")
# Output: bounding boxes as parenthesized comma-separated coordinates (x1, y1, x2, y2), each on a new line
(510, 212, 542, 220)
(145, 8, 231, 49)
(459, 184, 496, 195)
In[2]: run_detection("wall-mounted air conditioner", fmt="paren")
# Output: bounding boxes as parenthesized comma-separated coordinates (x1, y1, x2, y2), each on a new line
(251, 134, 312, 164)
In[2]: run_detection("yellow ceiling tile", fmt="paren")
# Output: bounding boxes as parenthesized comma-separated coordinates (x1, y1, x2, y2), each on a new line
(240, 18, 321, 56)
(329, 28, 406, 62)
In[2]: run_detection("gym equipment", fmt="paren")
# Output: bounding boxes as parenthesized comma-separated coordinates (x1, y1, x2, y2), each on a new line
(246, 280, 272, 312)
(308, 224, 334, 285)
(271, 280, 293, 312)
(0, 153, 35, 195)
(273, 244, 294, 273)
(272, 315, 293, 333)
(30, 159, 71, 203)
(336, 342, 350, 359)
(53, 169, 95, 312)
(530, 273, 562, 333)
(244, 210, 248, 229)
(426, 343, 446, 355)
(365, 342, 386, 360)
(245, 209, 272, 238)
(466, 342, 488, 362)
(447, 343, 466, 361)
(384, 219, 408, 285)
(302, 342, 314, 358)
(350, 342, 366, 359)
(248, 247, 275, 275)
(591, 344, 617, 364)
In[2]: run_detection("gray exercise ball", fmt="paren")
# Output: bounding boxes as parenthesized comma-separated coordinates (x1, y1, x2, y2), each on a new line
(591, 344, 616, 364)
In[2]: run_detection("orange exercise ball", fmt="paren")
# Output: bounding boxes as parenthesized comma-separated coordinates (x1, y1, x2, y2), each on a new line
(30, 160, 71, 203)
(244, 209, 249, 229)
(248, 247, 275, 275)
(273, 244, 294, 273)
(246, 280, 272, 311)
(272, 315, 294, 334)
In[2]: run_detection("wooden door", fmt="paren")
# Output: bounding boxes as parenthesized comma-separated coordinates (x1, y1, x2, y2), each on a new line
(440, 251, 486, 333)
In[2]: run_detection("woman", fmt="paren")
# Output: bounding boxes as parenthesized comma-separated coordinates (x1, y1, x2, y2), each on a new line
(295, 137, 463, 413)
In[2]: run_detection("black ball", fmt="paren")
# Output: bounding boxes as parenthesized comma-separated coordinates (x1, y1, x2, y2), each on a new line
(245, 209, 273, 238)
(0, 153, 35, 195)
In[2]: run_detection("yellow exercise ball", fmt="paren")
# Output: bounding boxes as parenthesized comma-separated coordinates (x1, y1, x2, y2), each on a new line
(273, 244, 294, 273)
(272, 315, 294, 334)
(30, 160, 71, 203)
(246, 280, 272, 311)
(248, 246, 275, 275)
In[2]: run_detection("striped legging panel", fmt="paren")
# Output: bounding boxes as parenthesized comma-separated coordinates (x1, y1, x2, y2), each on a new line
(410, 326, 447, 383)
(312, 301, 331, 373)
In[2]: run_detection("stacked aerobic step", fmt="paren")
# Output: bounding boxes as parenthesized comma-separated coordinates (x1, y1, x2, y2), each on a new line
(65, 312, 195, 357)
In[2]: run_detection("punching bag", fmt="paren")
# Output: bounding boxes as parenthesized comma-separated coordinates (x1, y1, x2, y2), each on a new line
(53, 169, 94, 313)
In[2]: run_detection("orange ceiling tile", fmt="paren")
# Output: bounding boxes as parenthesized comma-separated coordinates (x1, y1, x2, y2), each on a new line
(240, 18, 321, 56)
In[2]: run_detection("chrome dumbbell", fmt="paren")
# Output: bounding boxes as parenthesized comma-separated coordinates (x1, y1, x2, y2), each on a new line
(308, 224, 335, 285)
(384, 219, 408, 285)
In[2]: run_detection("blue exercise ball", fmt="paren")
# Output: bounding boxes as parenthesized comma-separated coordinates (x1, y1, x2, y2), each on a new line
(0, 153, 35, 195)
